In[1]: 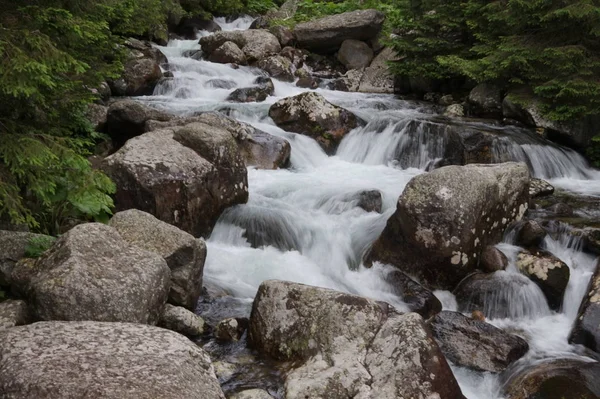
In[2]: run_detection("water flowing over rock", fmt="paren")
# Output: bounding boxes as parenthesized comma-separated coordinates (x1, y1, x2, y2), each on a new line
(366, 163, 530, 289)
(503, 358, 600, 399)
(429, 311, 529, 373)
(249, 280, 464, 399)
(268, 92, 363, 154)
(0, 321, 225, 399)
(569, 259, 600, 353)
(293, 9, 385, 53)
(102, 123, 248, 238)
(0, 299, 30, 330)
(227, 77, 275, 103)
(199, 30, 281, 63)
(159, 304, 206, 337)
(208, 41, 248, 65)
(337, 39, 374, 70)
(109, 209, 206, 310)
(11, 223, 170, 324)
(516, 249, 570, 310)
(176, 17, 222, 40)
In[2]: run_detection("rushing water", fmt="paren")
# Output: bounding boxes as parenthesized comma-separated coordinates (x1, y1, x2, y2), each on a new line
(141, 18, 600, 399)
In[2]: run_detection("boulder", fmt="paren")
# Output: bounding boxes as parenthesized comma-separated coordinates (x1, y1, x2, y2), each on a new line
(444, 103, 465, 117)
(467, 83, 503, 118)
(0, 321, 225, 398)
(102, 124, 248, 238)
(258, 55, 294, 82)
(229, 389, 274, 399)
(214, 317, 248, 341)
(366, 163, 530, 289)
(208, 41, 248, 65)
(516, 220, 546, 248)
(304, 52, 346, 78)
(109, 209, 206, 310)
(123, 38, 168, 65)
(159, 304, 205, 337)
(503, 358, 600, 399)
(296, 76, 321, 89)
(385, 270, 442, 318)
(337, 39, 374, 70)
(332, 69, 363, 92)
(86, 103, 108, 132)
(110, 55, 163, 97)
(569, 260, 600, 352)
(249, 280, 464, 399)
(268, 92, 363, 154)
(516, 249, 570, 310)
(269, 25, 294, 47)
(0, 230, 53, 288)
(227, 77, 275, 103)
(358, 47, 396, 94)
(239, 130, 291, 169)
(529, 178, 555, 198)
(293, 9, 385, 53)
(356, 189, 382, 213)
(11, 223, 170, 324)
(0, 299, 30, 330)
(280, 46, 307, 69)
(429, 311, 529, 373)
(200, 30, 281, 63)
(480, 246, 508, 272)
(106, 100, 173, 148)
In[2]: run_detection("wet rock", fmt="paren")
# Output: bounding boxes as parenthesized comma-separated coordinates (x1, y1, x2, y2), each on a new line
(304, 52, 346, 78)
(214, 317, 248, 341)
(444, 103, 465, 117)
(182, 49, 203, 60)
(159, 304, 206, 337)
(102, 124, 248, 238)
(503, 358, 600, 399)
(0, 231, 53, 288)
(200, 30, 281, 63)
(356, 189, 383, 213)
(294, 9, 385, 53)
(249, 16, 270, 29)
(516, 220, 547, 248)
(177, 17, 222, 40)
(550, 202, 574, 216)
(227, 77, 275, 103)
(439, 94, 455, 106)
(268, 92, 364, 154)
(467, 83, 503, 118)
(206, 78, 237, 89)
(110, 41, 165, 97)
(366, 163, 530, 289)
(575, 227, 600, 256)
(86, 104, 108, 132)
(480, 246, 509, 272)
(208, 41, 248, 65)
(229, 389, 274, 399)
(429, 311, 529, 373)
(296, 76, 320, 89)
(358, 47, 396, 94)
(11, 223, 170, 324)
(106, 100, 173, 148)
(0, 321, 225, 398)
(386, 270, 442, 318)
(569, 259, 600, 353)
(516, 249, 570, 310)
(529, 178, 555, 198)
(240, 130, 291, 169)
(109, 209, 206, 310)
(269, 25, 294, 47)
(337, 39, 374, 70)
(258, 55, 294, 82)
(249, 280, 464, 399)
(334, 69, 363, 92)
(280, 46, 307, 69)
(0, 299, 30, 330)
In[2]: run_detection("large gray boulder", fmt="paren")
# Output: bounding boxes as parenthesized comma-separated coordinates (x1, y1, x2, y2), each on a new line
(249, 280, 465, 399)
(258, 55, 295, 82)
(268, 92, 363, 154)
(102, 123, 248, 238)
(366, 163, 530, 289)
(11, 223, 170, 324)
(429, 311, 529, 373)
(358, 47, 396, 94)
(0, 299, 30, 330)
(200, 30, 281, 63)
(337, 39, 373, 70)
(569, 259, 600, 353)
(109, 209, 206, 310)
(0, 230, 53, 288)
(0, 321, 225, 399)
(294, 9, 385, 53)
(208, 41, 248, 65)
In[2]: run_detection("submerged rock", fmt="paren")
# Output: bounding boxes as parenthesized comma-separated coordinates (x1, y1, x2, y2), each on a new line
(516, 249, 570, 310)
(0, 299, 30, 330)
(0, 321, 225, 398)
(159, 304, 206, 337)
(355, 189, 383, 213)
(249, 280, 465, 399)
(430, 311, 529, 373)
(569, 259, 600, 353)
(109, 209, 206, 310)
(269, 92, 363, 154)
(11, 223, 170, 324)
(293, 9, 385, 53)
(366, 163, 530, 289)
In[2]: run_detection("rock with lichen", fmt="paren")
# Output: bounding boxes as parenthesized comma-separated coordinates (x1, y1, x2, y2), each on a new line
(516, 249, 570, 310)
(569, 259, 600, 353)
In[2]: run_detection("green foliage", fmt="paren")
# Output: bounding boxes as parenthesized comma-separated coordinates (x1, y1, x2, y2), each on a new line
(587, 136, 600, 168)
(25, 235, 57, 258)
(390, 0, 600, 121)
